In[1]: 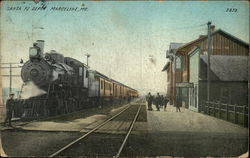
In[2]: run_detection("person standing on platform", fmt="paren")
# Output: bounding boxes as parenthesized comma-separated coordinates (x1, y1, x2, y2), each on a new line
(147, 92, 153, 111)
(176, 96, 181, 112)
(4, 93, 15, 127)
(155, 93, 161, 111)
(160, 95, 164, 108)
(164, 95, 169, 111)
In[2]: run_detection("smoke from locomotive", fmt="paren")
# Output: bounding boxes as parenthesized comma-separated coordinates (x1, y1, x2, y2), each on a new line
(21, 81, 46, 99)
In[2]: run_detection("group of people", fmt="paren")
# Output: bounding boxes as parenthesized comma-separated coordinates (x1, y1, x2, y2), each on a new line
(146, 92, 169, 111)
(146, 92, 181, 112)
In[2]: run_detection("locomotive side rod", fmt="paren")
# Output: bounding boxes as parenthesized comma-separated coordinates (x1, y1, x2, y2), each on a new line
(49, 103, 133, 157)
(114, 104, 142, 158)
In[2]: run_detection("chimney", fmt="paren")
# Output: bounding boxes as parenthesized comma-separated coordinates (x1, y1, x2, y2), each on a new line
(36, 40, 44, 56)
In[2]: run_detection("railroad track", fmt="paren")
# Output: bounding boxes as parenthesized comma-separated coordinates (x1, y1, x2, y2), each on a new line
(48, 103, 143, 157)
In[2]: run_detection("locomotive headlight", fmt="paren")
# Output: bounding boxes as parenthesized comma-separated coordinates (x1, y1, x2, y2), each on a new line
(29, 47, 38, 57)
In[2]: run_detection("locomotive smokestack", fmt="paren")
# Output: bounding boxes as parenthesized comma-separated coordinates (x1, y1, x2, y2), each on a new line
(36, 40, 44, 56)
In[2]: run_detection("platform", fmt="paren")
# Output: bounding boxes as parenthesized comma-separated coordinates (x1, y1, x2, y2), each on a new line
(123, 104, 248, 157)
(145, 104, 248, 134)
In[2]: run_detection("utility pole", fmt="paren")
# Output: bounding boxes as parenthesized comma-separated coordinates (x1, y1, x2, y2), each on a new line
(207, 21, 212, 103)
(85, 53, 91, 67)
(9, 63, 12, 94)
(174, 53, 177, 106)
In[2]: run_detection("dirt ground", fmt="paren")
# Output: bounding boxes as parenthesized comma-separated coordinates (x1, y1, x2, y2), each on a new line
(1, 130, 82, 157)
(122, 131, 248, 157)
(0, 102, 248, 157)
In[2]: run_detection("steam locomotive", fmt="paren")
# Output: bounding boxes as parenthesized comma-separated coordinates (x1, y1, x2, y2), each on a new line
(17, 40, 138, 118)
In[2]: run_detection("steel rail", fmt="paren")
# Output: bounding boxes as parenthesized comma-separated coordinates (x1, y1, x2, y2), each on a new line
(49, 104, 133, 157)
(114, 104, 142, 158)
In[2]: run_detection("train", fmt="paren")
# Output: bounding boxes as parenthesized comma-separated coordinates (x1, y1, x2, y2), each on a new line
(15, 40, 138, 118)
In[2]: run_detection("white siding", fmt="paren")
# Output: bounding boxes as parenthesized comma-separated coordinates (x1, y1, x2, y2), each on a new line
(189, 48, 200, 112)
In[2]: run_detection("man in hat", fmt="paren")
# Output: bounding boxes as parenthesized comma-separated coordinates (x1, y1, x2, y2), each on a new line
(155, 93, 161, 111)
(163, 95, 169, 111)
(176, 95, 181, 112)
(4, 93, 15, 127)
(146, 92, 153, 111)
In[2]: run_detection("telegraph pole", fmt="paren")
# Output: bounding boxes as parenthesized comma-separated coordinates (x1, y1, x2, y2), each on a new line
(9, 63, 12, 94)
(207, 21, 212, 103)
(174, 53, 177, 106)
(85, 53, 90, 67)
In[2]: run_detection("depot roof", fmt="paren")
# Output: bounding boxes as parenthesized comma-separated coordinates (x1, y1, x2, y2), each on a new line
(199, 55, 248, 81)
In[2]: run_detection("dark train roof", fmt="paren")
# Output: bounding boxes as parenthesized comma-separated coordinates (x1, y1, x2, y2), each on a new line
(64, 57, 88, 67)
(89, 70, 137, 92)
(89, 70, 112, 80)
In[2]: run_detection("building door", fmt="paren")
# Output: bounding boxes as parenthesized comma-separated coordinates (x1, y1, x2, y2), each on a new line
(189, 84, 198, 112)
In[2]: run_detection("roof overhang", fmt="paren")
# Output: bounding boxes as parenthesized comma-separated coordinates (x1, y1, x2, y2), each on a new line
(162, 62, 170, 71)
(176, 29, 249, 55)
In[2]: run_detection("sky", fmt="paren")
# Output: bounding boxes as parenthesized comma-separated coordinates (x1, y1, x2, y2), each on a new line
(0, 1, 249, 96)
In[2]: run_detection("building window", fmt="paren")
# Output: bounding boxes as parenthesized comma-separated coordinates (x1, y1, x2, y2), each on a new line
(176, 56, 182, 69)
